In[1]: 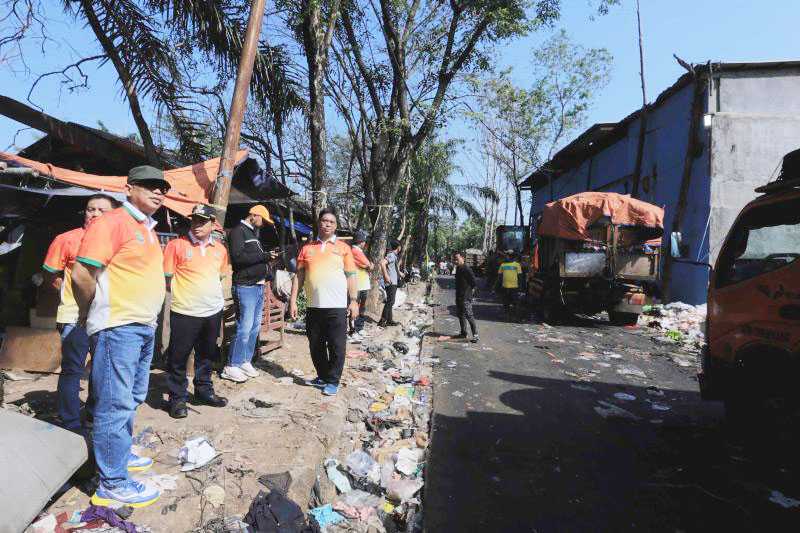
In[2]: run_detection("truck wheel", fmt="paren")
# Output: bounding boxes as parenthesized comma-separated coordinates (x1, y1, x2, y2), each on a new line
(608, 311, 639, 326)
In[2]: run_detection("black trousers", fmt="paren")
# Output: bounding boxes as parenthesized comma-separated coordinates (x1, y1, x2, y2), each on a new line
(501, 287, 516, 311)
(306, 308, 347, 385)
(456, 298, 477, 336)
(381, 284, 397, 322)
(166, 310, 222, 402)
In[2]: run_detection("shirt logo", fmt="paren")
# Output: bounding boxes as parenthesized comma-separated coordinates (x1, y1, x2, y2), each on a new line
(187, 249, 193, 259)
(135, 231, 145, 243)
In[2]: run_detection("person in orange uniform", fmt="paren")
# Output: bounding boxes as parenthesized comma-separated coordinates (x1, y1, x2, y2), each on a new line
(289, 208, 359, 396)
(349, 230, 373, 334)
(162, 204, 230, 419)
(71, 166, 169, 508)
(43, 193, 118, 433)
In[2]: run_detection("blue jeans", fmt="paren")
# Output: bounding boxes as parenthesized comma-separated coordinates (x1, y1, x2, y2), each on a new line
(90, 323, 155, 489)
(230, 284, 264, 367)
(57, 323, 91, 431)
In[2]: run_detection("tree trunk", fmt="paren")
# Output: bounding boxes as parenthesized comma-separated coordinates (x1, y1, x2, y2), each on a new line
(631, 0, 648, 198)
(80, 0, 160, 167)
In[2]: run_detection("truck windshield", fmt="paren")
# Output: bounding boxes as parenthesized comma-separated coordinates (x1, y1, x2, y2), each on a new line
(716, 198, 800, 288)
(498, 228, 525, 253)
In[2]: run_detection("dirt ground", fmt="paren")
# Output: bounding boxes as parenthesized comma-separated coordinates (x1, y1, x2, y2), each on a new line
(4, 283, 432, 532)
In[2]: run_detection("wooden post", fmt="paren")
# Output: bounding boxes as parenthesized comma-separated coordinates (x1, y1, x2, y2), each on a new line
(211, 0, 267, 222)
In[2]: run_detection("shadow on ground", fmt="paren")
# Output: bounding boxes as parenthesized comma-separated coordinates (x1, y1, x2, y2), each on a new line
(426, 370, 800, 532)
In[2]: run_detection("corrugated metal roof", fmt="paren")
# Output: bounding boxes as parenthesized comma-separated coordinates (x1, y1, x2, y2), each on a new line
(520, 60, 800, 191)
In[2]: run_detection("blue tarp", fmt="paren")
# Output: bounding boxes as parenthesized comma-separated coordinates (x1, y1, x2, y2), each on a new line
(273, 215, 312, 236)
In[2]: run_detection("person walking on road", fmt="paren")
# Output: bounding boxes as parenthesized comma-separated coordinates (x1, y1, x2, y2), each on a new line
(289, 208, 359, 396)
(162, 204, 230, 419)
(453, 251, 479, 343)
(497, 250, 523, 317)
(224, 205, 275, 383)
(71, 166, 169, 508)
(43, 193, 117, 433)
(350, 230, 373, 333)
(378, 239, 401, 327)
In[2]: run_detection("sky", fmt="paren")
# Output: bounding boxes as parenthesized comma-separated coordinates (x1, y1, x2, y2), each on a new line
(2, 1, 800, 221)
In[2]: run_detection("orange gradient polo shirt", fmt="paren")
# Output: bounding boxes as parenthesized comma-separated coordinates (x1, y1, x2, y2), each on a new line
(43, 227, 85, 324)
(163, 234, 230, 317)
(297, 235, 356, 308)
(76, 202, 166, 336)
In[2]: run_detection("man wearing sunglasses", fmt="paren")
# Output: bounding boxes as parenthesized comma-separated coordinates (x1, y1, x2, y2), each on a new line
(72, 166, 170, 509)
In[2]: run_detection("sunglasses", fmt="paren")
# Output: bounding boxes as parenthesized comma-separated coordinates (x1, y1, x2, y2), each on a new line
(133, 180, 171, 194)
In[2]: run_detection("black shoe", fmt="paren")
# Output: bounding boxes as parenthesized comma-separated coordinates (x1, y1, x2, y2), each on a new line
(471, 335, 479, 344)
(194, 393, 228, 408)
(377, 320, 387, 328)
(169, 401, 188, 419)
(386, 320, 400, 327)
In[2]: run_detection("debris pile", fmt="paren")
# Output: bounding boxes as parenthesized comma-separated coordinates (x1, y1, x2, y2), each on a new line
(643, 302, 707, 348)
(312, 298, 434, 532)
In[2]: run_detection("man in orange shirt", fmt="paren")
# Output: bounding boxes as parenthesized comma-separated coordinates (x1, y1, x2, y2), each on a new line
(289, 208, 359, 396)
(71, 166, 168, 508)
(43, 193, 118, 432)
(163, 204, 230, 418)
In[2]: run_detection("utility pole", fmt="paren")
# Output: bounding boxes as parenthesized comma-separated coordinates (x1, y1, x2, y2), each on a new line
(211, 0, 266, 222)
(631, 0, 648, 198)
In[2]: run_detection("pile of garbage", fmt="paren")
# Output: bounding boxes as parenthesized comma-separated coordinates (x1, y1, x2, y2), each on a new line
(643, 302, 707, 348)
(311, 299, 434, 532)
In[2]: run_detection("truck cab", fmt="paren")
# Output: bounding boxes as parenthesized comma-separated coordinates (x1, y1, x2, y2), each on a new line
(700, 161, 800, 420)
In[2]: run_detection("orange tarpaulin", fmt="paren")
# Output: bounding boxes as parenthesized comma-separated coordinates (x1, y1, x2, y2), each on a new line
(538, 192, 664, 242)
(0, 150, 249, 217)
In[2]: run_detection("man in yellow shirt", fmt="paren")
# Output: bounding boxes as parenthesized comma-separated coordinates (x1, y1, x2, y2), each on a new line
(497, 250, 522, 316)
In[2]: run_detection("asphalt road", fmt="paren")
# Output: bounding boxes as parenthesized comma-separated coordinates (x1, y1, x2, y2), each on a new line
(425, 276, 800, 532)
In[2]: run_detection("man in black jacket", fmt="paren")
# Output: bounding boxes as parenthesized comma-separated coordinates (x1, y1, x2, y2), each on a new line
(453, 251, 478, 343)
(222, 205, 275, 383)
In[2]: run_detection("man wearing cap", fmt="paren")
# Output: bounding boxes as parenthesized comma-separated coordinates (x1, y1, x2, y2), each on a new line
(223, 204, 275, 383)
(162, 204, 230, 418)
(71, 165, 169, 508)
(43, 193, 118, 433)
(350, 231, 373, 333)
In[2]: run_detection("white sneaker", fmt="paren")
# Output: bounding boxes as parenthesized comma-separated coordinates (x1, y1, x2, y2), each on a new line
(221, 366, 248, 383)
(239, 362, 260, 378)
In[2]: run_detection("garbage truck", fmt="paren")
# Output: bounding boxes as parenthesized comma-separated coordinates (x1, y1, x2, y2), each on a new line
(698, 148, 800, 422)
(527, 192, 663, 325)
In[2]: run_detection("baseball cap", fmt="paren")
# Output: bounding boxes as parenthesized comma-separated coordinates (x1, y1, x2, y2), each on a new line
(190, 204, 215, 220)
(127, 165, 171, 192)
(249, 204, 274, 224)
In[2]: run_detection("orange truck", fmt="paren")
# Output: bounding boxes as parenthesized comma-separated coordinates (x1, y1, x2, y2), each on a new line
(528, 192, 663, 325)
(699, 150, 800, 421)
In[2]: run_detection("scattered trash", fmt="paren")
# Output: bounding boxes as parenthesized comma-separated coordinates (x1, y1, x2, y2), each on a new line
(179, 436, 220, 471)
(244, 490, 309, 532)
(613, 392, 637, 401)
(451, 391, 464, 398)
(387, 478, 424, 502)
(345, 450, 378, 479)
(649, 402, 671, 411)
(325, 459, 352, 494)
(309, 504, 345, 529)
(203, 484, 226, 508)
(594, 401, 640, 421)
(646, 386, 665, 397)
(257, 471, 293, 495)
(393, 341, 410, 354)
(769, 490, 800, 509)
(369, 401, 388, 412)
(80, 504, 139, 533)
(616, 365, 647, 379)
(395, 448, 424, 476)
